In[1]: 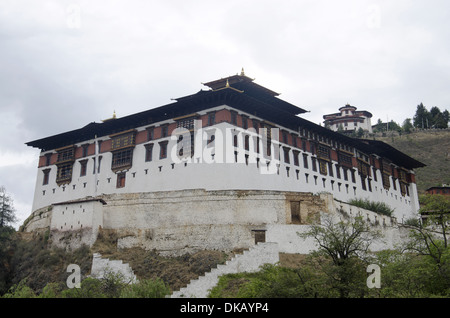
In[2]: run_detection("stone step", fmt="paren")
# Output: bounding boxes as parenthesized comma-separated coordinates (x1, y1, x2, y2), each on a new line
(171, 242, 279, 298)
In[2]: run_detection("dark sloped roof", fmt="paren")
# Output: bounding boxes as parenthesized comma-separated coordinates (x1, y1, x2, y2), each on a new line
(358, 139, 426, 169)
(26, 78, 307, 151)
(25, 76, 425, 170)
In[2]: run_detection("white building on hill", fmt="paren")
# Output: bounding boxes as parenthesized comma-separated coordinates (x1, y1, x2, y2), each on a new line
(323, 104, 373, 133)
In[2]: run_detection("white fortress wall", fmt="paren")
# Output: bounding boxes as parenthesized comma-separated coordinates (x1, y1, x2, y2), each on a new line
(30, 115, 419, 222)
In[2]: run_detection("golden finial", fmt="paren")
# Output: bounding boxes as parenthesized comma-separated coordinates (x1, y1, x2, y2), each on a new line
(240, 67, 245, 76)
(102, 110, 117, 122)
(225, 79, 230, 87)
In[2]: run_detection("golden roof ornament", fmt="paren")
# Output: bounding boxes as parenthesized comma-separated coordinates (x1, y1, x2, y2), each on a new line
(102, 110, 117, 122)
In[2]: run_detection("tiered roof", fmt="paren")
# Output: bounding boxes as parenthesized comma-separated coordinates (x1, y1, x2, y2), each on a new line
(26, 73, 425, 170)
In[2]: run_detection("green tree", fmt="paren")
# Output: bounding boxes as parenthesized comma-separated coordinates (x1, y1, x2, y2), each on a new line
(0, 187, 16, 228)
(417, 194, 450, 248)
(413, 103, 431, 128)
(387, 120, 402, 133)
(0, 186, 16, 295)
(443, 110, 450, 126)
(430, 106, 448, 128)
(402, 118, 414, 133)
(356, 127, 365, 138)
(298, 215, 381, 297)
(401, 194, 450, 295)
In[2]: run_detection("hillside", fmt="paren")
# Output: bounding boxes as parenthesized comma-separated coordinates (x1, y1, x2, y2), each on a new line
(372, 129, 450, 194)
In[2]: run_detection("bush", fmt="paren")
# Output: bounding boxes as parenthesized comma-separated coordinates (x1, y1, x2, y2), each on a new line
(61, 277, 108, 298)
(120, 278, 171, 298)
(348, 198, 394, 216)
(209, 263, 328, 298)
(2, 280, 36, 298)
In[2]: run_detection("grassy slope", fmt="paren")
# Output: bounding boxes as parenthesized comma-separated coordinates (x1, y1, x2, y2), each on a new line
(372, 130, 450, 194)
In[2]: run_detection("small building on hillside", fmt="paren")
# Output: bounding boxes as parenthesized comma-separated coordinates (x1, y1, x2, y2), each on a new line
(323, 105, 373, 133)
(426, 185, 450, 196)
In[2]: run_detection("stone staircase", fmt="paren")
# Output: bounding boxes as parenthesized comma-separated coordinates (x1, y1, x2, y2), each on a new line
(90, 253, 138, 283)
(171, 242, 279, 298)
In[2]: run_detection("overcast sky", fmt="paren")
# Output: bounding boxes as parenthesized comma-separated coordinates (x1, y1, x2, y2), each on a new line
(1, 0, 449, 228)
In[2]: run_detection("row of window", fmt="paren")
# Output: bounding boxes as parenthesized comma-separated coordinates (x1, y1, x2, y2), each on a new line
(46, 136, 405, 195)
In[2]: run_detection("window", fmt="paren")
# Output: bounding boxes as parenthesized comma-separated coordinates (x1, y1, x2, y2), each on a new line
(176, 117, 195, 130)
(361, 175, 367, 191)
(159, 141, 168, 159)
(244, 135, 250, 151)
(310, 143, 316, 155)
(45, 153, 52, 166)
(292, 134, 297, 148)
(253, 230, 266, 244)
(303, 154, 308, 169)
(261, 125, 273, 157)
(144, 143, 154, 162)
(311, 157, 317, 172)
(242, 115, 248, 129)
(177, 132, 194, 158)
(92, 156, 102, 174)
(231, 111, 237, 125)
(290, 201, 301, 224)
(233, 134, 239, 148)
(161, 125, 169, 138)
(283, 147, 290, 164)
(343, 168, 349, 181)
(116, 172, 126, 188)
(282, 131, 288, 144)
(56, 163, 73, 185)
(57, 147, 75, 162)
(252, 119, 259, 131)
(111, 131, 136, 150)
(79, 159, 88, 177)
(207, 132, 215, 146)
(319, 160, 327, 175)
(81, 144, 89, 157)
(328, 162, 334, 177)
(146, 127, 154, 141)
(293, 150, 300, 166)
(55, 146, 75, 185)
(317, 145, 331, 160)
(335, 164, 341, 179)
(42, 169, 50, 185)
(208, 112, 215, 126)
(338, 152, 353, 168)
(112, 149, 133, 170)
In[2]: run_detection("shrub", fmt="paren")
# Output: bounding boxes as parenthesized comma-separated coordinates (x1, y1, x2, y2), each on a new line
(348, 198, 394, 216)
(61, 277, 107, 298)
(120, 278, 171, 298)
(2, 280, 36, 298)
